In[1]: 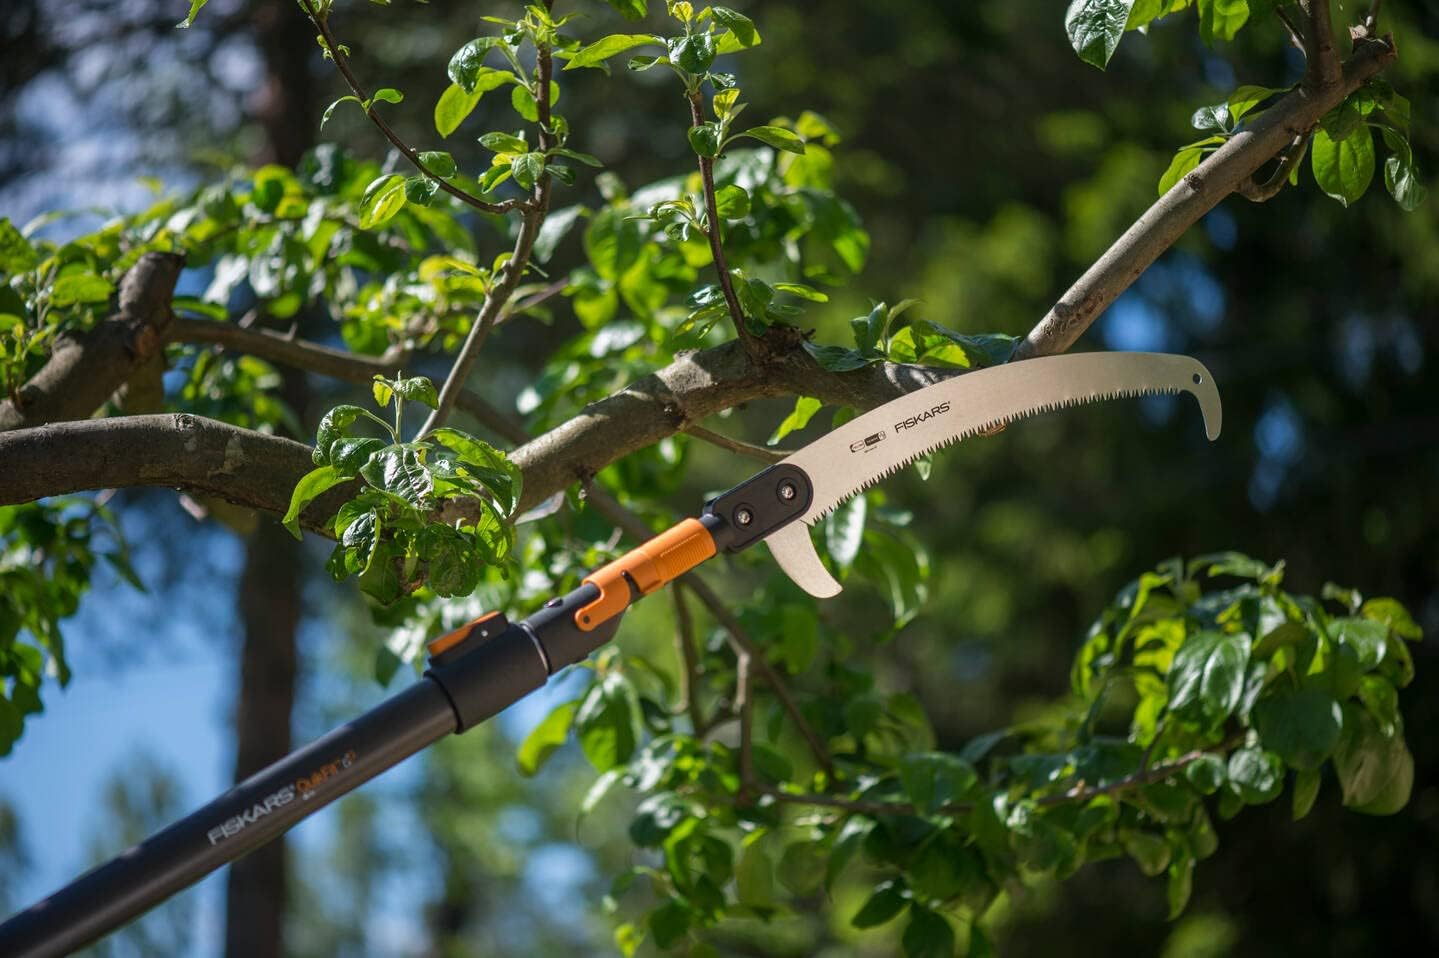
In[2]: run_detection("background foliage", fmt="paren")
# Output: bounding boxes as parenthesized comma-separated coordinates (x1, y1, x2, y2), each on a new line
(0, 0, 1436, 955)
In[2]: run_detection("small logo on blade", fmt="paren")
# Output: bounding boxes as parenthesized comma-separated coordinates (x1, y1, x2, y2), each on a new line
(895, 401, 951, 432)
(849, 430, 886, 453)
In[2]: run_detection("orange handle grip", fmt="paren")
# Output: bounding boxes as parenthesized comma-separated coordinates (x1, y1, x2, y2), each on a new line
(575, 518, 716, 631)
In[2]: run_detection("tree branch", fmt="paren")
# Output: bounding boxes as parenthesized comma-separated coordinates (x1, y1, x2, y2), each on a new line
(170, 316, 409, 385)
(683, 423, 791, 464)
(1304, 0, 1343, 92)
(0, 252, 183, 432)
(419, 33, 556, 435)
(1012, 37, 1396, 361)
(758, 739, 1242, 819)
(297, 0, 524, 216)
(1235, 134, 1311, 203)
(688, 91, 759, 355)
(672, 588, 707, 734)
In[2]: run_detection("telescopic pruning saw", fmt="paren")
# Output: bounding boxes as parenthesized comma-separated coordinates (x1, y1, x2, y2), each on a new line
(0, 350, 1221, 957)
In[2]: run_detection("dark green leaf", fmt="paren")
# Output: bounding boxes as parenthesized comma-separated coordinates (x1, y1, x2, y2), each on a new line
(711, 7, 760, 48)
(1184, 753, 1227, 794)
(668, 33, 717, 74)
(418, 151, 457, 178)
(1292, 766, 1321, 820)
(647, 898, 689, 949)
(1360, 596, 1423, 640)
(604, 0, 648, 21)
(480, 131, 528, 154)
(902, 905, 955, 958)
(1065, 0, 1137, 70)
(1122, 829, 1171, 877)
(576, 672, 641, 772)
(391, 376, 439, 408)
(360, 445, 434, 506)
(851, 878, 908, 929)
(899, 751, 978, 815)
(449, 37, 503, 93)
(687, 122, 722, 158)
(777, 841, 826, 895)
(1226, 747, 1283, 805)
(735, 841, 775, 906)
(1333, 703, 1413, 815)
(1253, 686, 1343, 770)
(802, 342, 871, 372)
(1167, 630, 1250, 730)
(511, 152, 546, 191)
(0, 219, 37, 274)
(629, 792, 689, 847)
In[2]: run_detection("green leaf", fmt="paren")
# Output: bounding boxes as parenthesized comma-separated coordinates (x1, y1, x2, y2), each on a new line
(369, 88, 403, 106)
(176, 0, 208, 29)
(418, 151, 457, 178)
(733, 124, 806, 154)
(1333, 616, 1388, 671)
(360, 445, 434, 506)
(50, 274, 114, 307)
(1157, 140, 1216, 196)
(768, 396, 822, 445)
(330, 437, 385, 476)
(899, 751, 978, 815)
(1333, 703, 1413, 815)
(777, 841, 827, 896)
(1226, 747, 1283, 805)
(0, 219, 38, 274)
(711, 7, 760, 48)
(358, 174, 408, 230)
(1190, 102, 1232, 134)
(1197, 0, 1249, 45)
(1122, 829, 1171, 877)
(629, 792, 689, 847)
(510, 81, 560, 122)
(802, 342, 871, 372)
(449, 37, 503, 93)
(1312, 127, 1375, 208)
(564, 34, 658, 70)
(902, 906, 955, 958)
(321, 96, 363, 128)
(314, 404, 384, 464)
(430, 427, 521, 514)
(390, 375, 439, 408)
(510, 152, 546, 191)
(852, 879, 908, 929)
(1184, 753, 1227, 794)
(1167, 849, 1195, 918)
(1252, 686, 1343, 770)
(576, 672, 641, 772)
(420, 525, 480, 597)
(713, 184, 751, 219)
(1167, 630, 1250, 730)
(773, 282, 828, 302)
(517, 700, 578, 775)
(1065, 0, 1137, 70)
(687, 122, 722, 158)
(735, 842, 775, 906)
(1292, 766, 1321, 820)
(1358, 675, 1401, 737)
(647, 899, 689, 949)
(1228, 84, 1284, 122)
(480, 131, 528, 154)
(282, 465, 348, 539)
(604, 0, 648, 21)
(668, 33, 717, 74)
(434, 71, 514, 138)
(1360, 596, 1423, 640)
(1382, 140, 1427, 212)
(548, 147, 603, 168)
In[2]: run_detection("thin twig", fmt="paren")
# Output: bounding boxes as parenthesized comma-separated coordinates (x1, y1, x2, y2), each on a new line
(1236, 133, 1311, 203)
(298, 0, 525, 216)
(687, 91, 760, 355)
(681, 578, 836, 781)
(759, 738, 1243, 819)
(1365, 0, 1382, 35)
(170, 317, 409, 384)
(420, 33, 556, 436)
(672, 588, 707, 734)
(1275, 5, 1306, 52)
(684, 423, 791, 464)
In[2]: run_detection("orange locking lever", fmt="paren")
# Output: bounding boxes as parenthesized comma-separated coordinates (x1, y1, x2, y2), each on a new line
(574, 518, 717, 631)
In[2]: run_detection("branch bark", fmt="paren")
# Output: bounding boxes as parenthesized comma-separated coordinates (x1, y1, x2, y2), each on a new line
(0, 252, 183, 432)
(171, 316, 409, 385)
(1013, 37, 1395, 361)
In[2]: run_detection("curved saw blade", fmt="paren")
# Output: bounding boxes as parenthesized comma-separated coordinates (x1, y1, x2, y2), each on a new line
(764, 351, 1221, 598)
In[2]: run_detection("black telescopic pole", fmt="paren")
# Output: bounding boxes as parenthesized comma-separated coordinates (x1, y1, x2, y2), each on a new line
(0, 581, 623, 958)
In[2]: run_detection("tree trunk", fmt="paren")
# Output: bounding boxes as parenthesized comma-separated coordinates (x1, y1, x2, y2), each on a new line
(223, 3, 314, 953)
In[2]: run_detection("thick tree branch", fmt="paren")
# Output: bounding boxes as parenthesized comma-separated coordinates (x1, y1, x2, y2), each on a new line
(297, 0, 523, 216)
(0, 252, 183, 432)
(1013, 38, 1395, 361)
(0, 414, 348, 533)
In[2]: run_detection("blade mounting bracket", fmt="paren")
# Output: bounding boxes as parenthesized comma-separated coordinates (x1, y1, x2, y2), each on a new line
(703, 463, 813, 553)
